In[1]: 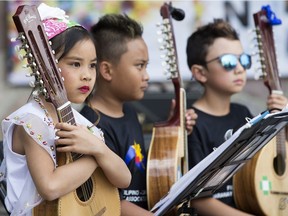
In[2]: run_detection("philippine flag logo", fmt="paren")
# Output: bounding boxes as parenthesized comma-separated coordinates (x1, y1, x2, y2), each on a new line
(125, 141, 146, 172)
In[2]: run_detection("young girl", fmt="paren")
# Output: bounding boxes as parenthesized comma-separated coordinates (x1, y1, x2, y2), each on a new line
(0, 3, 131, 215)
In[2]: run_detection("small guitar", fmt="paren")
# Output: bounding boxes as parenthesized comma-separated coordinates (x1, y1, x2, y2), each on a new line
(146, 2, 187, 214)
(233, 5, 288, 216)
(13, 5, 120, 216)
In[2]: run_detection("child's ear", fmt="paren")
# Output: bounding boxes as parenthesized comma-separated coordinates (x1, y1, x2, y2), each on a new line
(191, 64, 207, 83)
(98, 61, 112, 81)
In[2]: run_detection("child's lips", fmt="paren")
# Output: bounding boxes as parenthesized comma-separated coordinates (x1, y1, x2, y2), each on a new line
(234, 79, 244, 85)
(79, 86, 90, 93)
(141, 84, 149, 91)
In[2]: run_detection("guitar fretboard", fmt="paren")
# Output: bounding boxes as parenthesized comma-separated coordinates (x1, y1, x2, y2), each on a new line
(57, 104, 82, 161)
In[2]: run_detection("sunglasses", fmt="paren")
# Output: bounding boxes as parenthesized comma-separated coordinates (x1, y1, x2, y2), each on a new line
(205, 53, 252, 71)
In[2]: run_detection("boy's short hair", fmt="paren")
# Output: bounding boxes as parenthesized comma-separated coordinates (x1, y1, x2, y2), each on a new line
(186, 19, 239, 69)
(90, 14, 143, 65)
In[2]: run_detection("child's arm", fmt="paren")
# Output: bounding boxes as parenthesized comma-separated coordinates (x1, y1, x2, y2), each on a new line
(54, 122, 131, 189)
(14, 123, 130, 201)
(191, 197, 254, 216)
(121, 200, 154, 216)
(13, 125, 97, 201)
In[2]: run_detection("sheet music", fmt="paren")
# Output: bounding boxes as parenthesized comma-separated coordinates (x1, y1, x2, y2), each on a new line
(152, 107, 288, 215)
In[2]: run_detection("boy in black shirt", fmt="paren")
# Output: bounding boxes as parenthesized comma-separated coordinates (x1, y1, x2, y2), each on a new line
(186, 19, 287, 215)
(81, 14, 197, 215)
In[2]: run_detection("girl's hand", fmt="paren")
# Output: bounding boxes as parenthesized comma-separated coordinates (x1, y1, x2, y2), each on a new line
(54, 122, 131, 188)
(54, 122, 103, 155)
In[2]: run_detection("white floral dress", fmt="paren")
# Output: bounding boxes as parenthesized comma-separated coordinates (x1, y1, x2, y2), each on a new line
(0, 98, 104, 216)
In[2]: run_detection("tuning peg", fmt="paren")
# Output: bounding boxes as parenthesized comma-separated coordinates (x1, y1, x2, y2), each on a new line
(25, 61, 37, 69)
(17, 53, 24, 61)
(38, 79, 44, 87)
(32, 89, 40, 97)
(19, 53, 33, 61)
(10, 37, 17, 42)
(11, 33, 24, 42)
(12, 33, 26, 43)
(20, 42, 29, 50)
(156, 30, 163, 36)
(25, 73, 32, 77)
(250, 51, 258, 57)
(29, 80, 35, 88)
(162, 69, 171, 79)
(253, 70, 263, 80)
(157, 38, 164, 44)
(42, 88, 48, 97)
(159, 45, 166, 51)
(14, 45, 21, 52)
(26, 70, 40, 78)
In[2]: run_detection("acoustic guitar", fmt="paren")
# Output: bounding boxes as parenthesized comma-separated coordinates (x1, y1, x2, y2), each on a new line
(13, 5, 120, 216)
(233, 5, 288, 215)
(146, 2, 187, 214)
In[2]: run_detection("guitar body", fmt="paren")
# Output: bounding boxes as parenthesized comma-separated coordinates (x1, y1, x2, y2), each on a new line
(234, 137, 288, 215)
(147, 79, 187, 216)
(33, 169, 120, 216)
(147, 125, 183, 215)
(233, 5, 287, 215)
(13, 5, 120, 215)
(58, 168, 120, 216)
(33, 148, 120, 216)
(32, 200, 58, 216)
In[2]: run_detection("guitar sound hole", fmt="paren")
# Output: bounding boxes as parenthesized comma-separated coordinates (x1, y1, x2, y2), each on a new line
(273, 155, 286, 176)
(76, 178, 93, 202)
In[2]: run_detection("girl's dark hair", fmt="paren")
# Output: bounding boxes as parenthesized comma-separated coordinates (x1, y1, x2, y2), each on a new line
(51, 26, 96, 60)
(186, 19, 239, 69)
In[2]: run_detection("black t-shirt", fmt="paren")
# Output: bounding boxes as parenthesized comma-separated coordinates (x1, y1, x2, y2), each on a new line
(80, 103, 148, 209)
(188, 103, 253, 207)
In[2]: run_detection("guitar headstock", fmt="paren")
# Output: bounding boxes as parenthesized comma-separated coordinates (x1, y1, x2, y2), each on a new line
(253, 5, 282, 93)
(159, 2, 184, 83)
(13, 5, 68, 108)
(155, 2, 186, 127)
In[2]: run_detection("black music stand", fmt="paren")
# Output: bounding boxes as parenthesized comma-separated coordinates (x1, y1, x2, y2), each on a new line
(151, 108, 288, 215)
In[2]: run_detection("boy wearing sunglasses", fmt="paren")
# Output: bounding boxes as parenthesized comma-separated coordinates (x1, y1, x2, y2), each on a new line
(186, 19, 287, 215)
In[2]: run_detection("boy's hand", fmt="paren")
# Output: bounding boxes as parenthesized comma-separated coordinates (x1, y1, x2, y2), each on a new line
(185, 108, 198, 135)
(267, 93, 288, 113)
(168, 99, 198, 135)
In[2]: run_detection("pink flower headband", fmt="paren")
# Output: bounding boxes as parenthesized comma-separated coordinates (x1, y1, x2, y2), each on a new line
(37, 3, 80, 40)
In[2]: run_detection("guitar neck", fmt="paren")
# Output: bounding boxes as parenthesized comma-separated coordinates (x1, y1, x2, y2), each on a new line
(57, 102, 76, 125)
(179, 87, 188, 173)
(57, 103, 82, 161)
(253, 5, 287, 171)
(276, 129, 287, 159)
